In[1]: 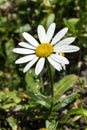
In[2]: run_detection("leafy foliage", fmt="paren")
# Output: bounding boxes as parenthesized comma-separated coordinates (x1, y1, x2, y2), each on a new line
(0, 0, 87, 130)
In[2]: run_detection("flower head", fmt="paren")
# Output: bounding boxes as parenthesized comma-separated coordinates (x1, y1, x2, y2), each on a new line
(12, 23, 79, 75)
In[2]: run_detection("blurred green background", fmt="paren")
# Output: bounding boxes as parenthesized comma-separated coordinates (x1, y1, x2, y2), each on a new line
(0, 0, 87, 89)
(0, 0, 87, 129)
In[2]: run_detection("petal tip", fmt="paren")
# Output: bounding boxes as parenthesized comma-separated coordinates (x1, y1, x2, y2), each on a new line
(15, 60, 20, 64)
(38, 24, 43, 28)
(35, 71, 39, 75)
(22, 32, 27, 36)
(65, 27, 68, 32)
(71, 37, 76, 42)
(77, 47, 80, 51)
(23, 69, 26, 73)
(51, 22, 56, 26)
(15, 61, 17, 64)
(12, 48, 16, 52)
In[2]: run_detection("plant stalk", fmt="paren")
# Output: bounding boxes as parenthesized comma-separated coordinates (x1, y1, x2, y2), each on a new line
(47, 61, 54, 110)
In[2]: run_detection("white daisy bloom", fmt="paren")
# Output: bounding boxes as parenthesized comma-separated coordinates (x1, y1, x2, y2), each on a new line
(12, 23, 80, 75)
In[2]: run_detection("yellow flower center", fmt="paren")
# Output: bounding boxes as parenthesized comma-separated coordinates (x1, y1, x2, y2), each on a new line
(36, 43, 54, 57)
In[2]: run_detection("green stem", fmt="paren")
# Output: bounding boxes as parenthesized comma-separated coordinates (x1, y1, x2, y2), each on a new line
(39, 74, 44, 94)
(47, 61, 54, 109)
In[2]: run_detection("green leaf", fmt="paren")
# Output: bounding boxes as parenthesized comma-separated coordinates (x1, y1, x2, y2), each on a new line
(6, 90, 21, 103)
(53, 93, 79, 111)
(46, 120, 58, 130)
(75, 12, 87, 31)
(54, 74, 78, 97)
(27, 91, 51, 108)
(63, 18, 78, 35)
(2, 103, 17, 111)
(15, 24, 31, 33)
(7, 116, 17, 130)
(79, 36, 87, 48)
(0, 90, 21, 111)
(46, 13, 55, 28)
(25, 70, 41, 93)
(43, 0, 51, 7)
(61, 108, 87, 123)
(68, 18, 79, 27)
(5, 39, 17, 63)
(0, 0, 4, 4)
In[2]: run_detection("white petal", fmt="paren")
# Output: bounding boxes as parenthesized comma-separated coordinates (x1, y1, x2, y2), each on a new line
(23, 57, 39, 73)
(50, 54, 69, 64)
(23, 32, 39, 47)
(15, 55, 36, 64)
(54, 45, 80, 53)
(46, 23, 56, 42)
(47, 57, 62, 71)
(51, 27, 68, 45)
(12, 48, 35, 54)
(62, 64, 66, 70)
(18, 42, 35, 49)
(54, 37, 75, 47)
(35, 58, 45, 75)
(37, 25, 47, 43)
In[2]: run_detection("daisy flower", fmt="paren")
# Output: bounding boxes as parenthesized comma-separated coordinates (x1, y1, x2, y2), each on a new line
(12, 23, 79, 75)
